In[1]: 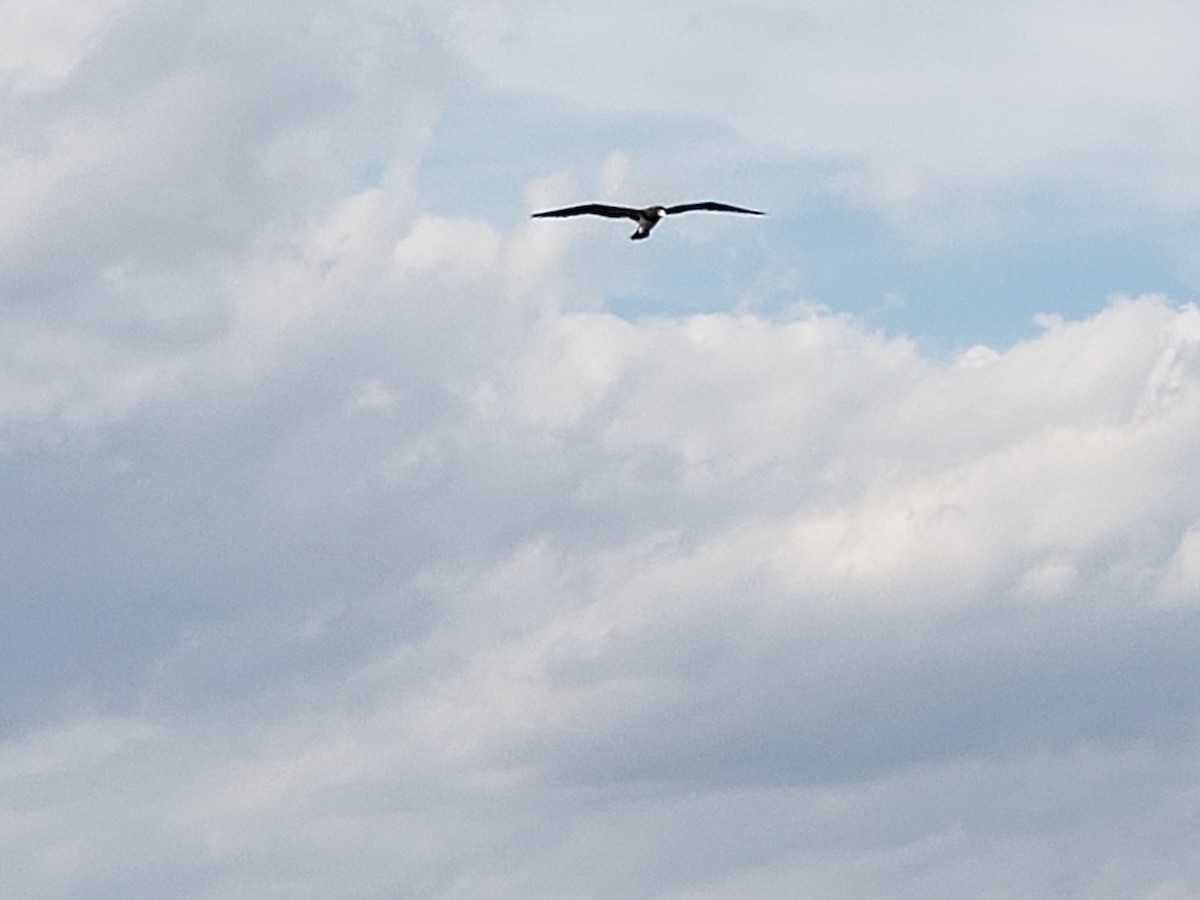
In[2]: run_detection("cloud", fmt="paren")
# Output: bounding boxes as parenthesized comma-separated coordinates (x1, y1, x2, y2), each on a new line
(4, 1, 1200, 897)
(8, 270, 1199, 897)
(0, 0, 133, 93)
(443, 0, 1200, 213)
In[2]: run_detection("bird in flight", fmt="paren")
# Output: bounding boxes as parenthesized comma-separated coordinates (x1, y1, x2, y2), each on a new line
(531, 201, 764, 241)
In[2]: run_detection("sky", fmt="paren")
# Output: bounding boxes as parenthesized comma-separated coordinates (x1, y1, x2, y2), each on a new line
(3, 1, 1200, 897)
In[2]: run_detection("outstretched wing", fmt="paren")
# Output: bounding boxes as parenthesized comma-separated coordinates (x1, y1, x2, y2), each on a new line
(531, 204, 640, 220)
(664, 201, 764, 216)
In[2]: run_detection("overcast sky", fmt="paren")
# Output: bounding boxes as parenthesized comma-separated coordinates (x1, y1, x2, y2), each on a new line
(4, 1, 1200, 897)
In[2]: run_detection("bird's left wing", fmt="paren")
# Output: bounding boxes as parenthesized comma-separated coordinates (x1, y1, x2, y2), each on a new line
(531, 204, 639, 220)
(665, 201, 764, 216)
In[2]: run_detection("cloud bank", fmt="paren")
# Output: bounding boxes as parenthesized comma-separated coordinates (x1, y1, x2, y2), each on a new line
(3, 1, 1200, 898)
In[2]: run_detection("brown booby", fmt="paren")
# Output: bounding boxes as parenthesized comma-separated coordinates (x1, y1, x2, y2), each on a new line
(531, 201, 764, 240)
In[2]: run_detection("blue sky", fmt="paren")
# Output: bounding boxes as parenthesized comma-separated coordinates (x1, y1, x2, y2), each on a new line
(421, 85, 1200, 348)
(4, 1, 1200, 897)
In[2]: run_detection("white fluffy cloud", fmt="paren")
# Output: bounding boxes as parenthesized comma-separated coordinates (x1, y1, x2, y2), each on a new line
(5, 283, 1200, 897)
(3, 0, 1200, 898)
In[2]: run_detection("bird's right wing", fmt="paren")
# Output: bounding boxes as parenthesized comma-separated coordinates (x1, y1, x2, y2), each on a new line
(531, 204, 640, 220)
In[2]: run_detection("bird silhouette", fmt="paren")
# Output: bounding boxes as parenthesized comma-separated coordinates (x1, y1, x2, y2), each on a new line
(531, 201, 764, 240)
